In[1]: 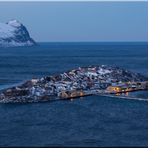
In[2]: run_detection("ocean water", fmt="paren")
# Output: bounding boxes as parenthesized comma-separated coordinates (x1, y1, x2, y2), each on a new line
(0, 42, 148, 146)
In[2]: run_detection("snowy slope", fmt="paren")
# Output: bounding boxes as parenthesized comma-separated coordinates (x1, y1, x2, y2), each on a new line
(0, 20, 36, 47)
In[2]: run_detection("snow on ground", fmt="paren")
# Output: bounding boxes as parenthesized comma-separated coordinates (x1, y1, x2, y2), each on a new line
(0, 22, 15, 38)
(7, 20, 22, 28)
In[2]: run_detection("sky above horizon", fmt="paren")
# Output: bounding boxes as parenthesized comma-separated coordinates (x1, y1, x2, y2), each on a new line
(0, 2, 148, 42)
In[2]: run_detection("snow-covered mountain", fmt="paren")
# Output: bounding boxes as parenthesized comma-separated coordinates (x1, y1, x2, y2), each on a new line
(0, 20, 36, 47)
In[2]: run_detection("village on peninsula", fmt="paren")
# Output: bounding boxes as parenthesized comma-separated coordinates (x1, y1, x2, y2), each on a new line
(0, 65, 148, 103)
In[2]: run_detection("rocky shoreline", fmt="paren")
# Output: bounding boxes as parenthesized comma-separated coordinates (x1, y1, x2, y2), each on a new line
(0, 65, 148, 103)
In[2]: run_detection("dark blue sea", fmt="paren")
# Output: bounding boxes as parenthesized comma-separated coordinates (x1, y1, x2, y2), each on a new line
(0, 42, 148, 146)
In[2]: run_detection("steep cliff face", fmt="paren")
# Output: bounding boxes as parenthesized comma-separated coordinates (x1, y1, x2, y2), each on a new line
(0, 20, 36, 47)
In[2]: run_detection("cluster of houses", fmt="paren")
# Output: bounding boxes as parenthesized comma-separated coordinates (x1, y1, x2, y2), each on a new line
(106, 82, 148, 94)
(0, 65, 148, 103)
(24, 65, 148, 99)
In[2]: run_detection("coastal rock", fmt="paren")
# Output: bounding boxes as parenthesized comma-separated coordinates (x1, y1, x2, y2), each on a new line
(0, 20, 36, 47)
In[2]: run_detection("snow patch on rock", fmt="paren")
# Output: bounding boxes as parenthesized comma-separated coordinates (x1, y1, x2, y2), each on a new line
(7, 20, 22, 28)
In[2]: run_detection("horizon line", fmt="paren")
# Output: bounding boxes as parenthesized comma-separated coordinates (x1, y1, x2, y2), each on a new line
(0, 0, 148, 2)
(36, 41, 148, 42)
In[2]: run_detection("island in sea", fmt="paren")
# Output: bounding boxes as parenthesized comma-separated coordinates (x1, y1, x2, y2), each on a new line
(0, 65, 148, 103)
(0, 20, 36, 47)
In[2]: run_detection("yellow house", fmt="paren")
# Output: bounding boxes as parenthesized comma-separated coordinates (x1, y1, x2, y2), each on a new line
(59, 90, 85, 99)
(107, 85, 133, 93)
(106, 86, 121, 93)
(59, 91, 69, 98)
(69, 90, 85, 98)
